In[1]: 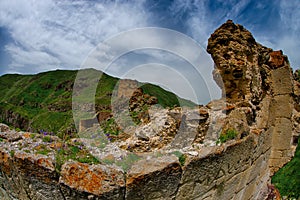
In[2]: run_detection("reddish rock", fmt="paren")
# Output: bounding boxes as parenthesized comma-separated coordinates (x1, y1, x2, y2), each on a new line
(13, 152, 56, 183)
(268, 50, 285, 69)
(199, 107, 209, 116)
(59, 161, 125, 198)
(223, 104, 235, 112)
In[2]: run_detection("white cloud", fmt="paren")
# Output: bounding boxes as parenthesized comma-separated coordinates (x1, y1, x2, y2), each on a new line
(277, 1, 300, 68)
(80, 27, 220, 104)
(0, 0, 148, 73)
(122, 63, 199, 102)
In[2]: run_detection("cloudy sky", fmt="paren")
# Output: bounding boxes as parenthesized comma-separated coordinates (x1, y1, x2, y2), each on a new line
(0, 0, 299, 104)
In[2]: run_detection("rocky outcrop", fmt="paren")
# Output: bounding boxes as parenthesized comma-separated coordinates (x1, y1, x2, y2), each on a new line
(0, 20, 298, 200)
(207, 20, 270, 103)
(0, 108, 30, 131)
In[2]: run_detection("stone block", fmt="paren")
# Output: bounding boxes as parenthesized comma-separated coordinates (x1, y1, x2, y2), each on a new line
(126, 155, 182, 200)
(219, 173, 242, 199)
(236, 167, 251, 192)
(272, 118, 292, 150)
(248, 154, 264, 182)
(271, 95, 293, 118)
(271, 66, 293, 95)
(256, 97, 271, 129)
(269, 157, 292, 174)
(242, 179, 256, 200)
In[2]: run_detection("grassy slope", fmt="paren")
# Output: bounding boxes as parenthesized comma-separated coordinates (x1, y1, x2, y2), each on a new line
(0, 69, 196, 135)
(140, 83, 195, 108)
(0, 70, 77, 134)
(272, 137, 300, 199)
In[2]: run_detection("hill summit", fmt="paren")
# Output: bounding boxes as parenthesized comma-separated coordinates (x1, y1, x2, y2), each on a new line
(0, 69, 195, 138)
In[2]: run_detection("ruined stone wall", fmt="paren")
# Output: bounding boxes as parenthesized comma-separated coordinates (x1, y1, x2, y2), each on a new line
(207, 20, 298, 175)
(0, 129, 279, 200)
(0, 20, 298, 200)
(268, 55, 295, 174)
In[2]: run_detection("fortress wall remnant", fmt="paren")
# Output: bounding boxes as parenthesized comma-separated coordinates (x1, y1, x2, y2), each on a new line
(0, 20, 298, 200)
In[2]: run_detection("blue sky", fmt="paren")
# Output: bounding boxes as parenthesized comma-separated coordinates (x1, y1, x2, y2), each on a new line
(0, 0, 299, 103)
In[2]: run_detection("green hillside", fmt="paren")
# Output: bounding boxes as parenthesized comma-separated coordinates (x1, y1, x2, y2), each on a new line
(272, 137, 300, 199)
(0, 69, 195, 137)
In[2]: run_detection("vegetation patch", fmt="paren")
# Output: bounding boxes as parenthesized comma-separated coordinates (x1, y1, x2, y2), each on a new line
(172, 151, 186, 166)
(272, 137, 300, 199)
(295, 70, 300, 82)
(216, 129, 238, 144)
(37, 148, 51, 155)
(55, 144, 100, 173)
(100, 118, 120, 137)
(140, 83, 195, 108)
(115, 153, 141, 171)
(10, 150, 15, 157)
(0, 69, 195, 138)
(30, 133, 36, 139)
(42, 135, 52, 143)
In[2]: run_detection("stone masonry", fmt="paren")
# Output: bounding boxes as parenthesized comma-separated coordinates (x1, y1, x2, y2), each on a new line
(0, 20, 298, 200)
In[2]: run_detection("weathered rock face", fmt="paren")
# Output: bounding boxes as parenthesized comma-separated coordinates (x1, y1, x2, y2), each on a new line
(207, 20, 297, 175)
(0, 109, 30, 131)
(0, 20, 298, 200)
(207, 20, 272, 104)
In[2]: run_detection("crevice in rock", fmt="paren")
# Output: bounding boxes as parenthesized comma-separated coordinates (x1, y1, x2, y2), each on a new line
(58, 185, 67, 200)
(123, 172, 126, 200)
(170, 165, 183, 200)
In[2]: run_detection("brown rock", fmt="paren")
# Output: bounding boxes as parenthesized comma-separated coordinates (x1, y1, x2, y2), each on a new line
(199, 107, 209, 116)
(0, 123, 9, 132)
(207, 20, 271, 103)
(97, 111, 112, 122)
